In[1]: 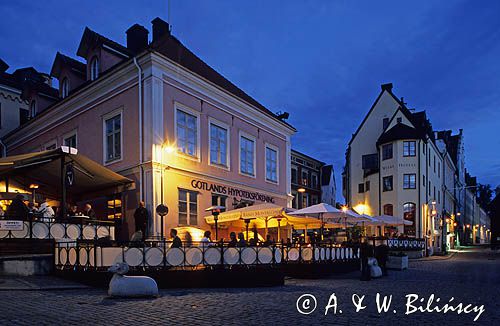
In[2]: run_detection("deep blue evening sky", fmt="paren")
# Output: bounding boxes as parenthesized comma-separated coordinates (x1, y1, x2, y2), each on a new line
(1, 1, 499, 200)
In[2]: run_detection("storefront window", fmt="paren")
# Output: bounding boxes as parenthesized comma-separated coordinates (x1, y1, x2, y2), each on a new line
(107, 196, 122, 219)
(210, 123, 227, 166)
(105, 114, 121, 162)
(403, 202, 416, 236)
(240, 136, 255, 176)
(177, 109, 197, 157)
(265, 146, 278, 183)
(179, 189, 198, 225)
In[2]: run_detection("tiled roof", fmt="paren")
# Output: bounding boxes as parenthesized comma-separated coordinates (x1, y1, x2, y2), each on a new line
(50, 52, 86, 78)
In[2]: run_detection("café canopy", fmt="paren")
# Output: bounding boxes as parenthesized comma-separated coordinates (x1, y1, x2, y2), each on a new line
(204, 203, 324, 229)
(0, 147, 134, 200)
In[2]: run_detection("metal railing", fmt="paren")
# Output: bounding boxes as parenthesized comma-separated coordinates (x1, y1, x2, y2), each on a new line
(54, 241, 360, 271)
(0, 216, 115, 241)
(367, 237, 425, 251)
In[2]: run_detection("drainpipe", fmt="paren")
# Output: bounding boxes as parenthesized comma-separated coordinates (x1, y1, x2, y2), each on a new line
(133, 57, 144, 201)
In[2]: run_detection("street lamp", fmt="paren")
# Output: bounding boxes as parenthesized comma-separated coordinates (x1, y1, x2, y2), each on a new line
(29, 184, 39, 204)
(205, 205, 225, 241)
(341, 205, 348, 241)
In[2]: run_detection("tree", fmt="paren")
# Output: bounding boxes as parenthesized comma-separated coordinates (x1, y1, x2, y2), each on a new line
(476, 183, 493, 209)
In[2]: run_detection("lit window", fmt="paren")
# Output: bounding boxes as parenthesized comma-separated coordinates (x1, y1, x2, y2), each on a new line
(176, 109, 198, 157)
(382, 143, 393, 160)
(383, 176, 393, 192)
(64, 133, 77, 149)
(179, 189, 197, 225)
(383, 204, 393, 216)
(61, 78, 70, 98)
(240, 136, 255, 176)
(90, 57, 99, 80)
(107, 196, 122, 219)
(105, 114, 121, 162)
(403, 141, 416, 157)
(210, 123, 228, 166)
(302, 171, 308, 186)
(265, 146, 278, 183)
(403, 202, 416, 236)
(403, 174, 416, 189)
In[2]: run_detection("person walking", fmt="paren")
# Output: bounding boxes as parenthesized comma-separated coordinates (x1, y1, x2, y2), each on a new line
(133, 201, 148, 241)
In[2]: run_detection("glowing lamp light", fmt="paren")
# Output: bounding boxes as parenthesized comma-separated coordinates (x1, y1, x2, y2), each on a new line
(457, 212, 461, 216)
(164, 145, 176, 154)
(466, 224, 470, 228)
(341, 205, 348, 213)
(29, 184, 39, 189)
(445, 218, 450, 223)
(431, 209, 437, 216)
(453, 222, 457, 227)
(431, 201, 436, 205)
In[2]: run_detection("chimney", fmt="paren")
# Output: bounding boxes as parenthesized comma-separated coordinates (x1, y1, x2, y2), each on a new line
(381, 83, 393, 92)
(126, 24, 149, 54)
(152, 17, 170, 42)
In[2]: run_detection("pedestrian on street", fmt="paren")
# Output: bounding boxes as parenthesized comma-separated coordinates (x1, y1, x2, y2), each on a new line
(360, 239, 372, 281)
(133, 201, 148, 241)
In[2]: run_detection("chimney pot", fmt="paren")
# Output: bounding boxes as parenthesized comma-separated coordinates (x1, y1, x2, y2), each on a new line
(381, 83, 393, 92)
(152, 17, 170, 42)
(126, 24, 149, 54)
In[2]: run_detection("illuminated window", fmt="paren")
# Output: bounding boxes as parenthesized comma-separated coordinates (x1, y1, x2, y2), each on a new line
(177, 109, 198, 157)
(383, 204, 393, 216)
(90, 56, 99, 80)
(107, 196, 122, 219)
(179, 189, 197, 225)
(265, 145, 278, 183)
(403, 202, 416, 236)
(403, 141, 416, 157)
(240, 135, 255, 176)
(210, 123, 228, 166)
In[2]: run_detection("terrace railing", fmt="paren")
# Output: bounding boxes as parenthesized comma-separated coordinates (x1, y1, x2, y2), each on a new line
(0, 216, 115, 241)
(54, 241, 360, 271)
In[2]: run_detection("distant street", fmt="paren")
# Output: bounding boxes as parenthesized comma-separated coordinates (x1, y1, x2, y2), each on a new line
(1, 247, 499, 325)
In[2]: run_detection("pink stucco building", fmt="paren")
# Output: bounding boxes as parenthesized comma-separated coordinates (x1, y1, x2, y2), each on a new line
(2, 18, 295, 240)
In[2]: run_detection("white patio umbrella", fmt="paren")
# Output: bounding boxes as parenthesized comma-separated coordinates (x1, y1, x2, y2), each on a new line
(374, 215, 413, 226)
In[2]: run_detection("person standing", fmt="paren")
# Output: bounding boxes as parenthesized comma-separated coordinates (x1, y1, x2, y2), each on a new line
(133, 201, 148, 241)
(7, 194, 29, 220)
(170, 229, 182, 248)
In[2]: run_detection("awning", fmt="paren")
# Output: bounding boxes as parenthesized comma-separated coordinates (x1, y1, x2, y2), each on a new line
(0, 147, 134, 199)
(204, 203, 325, 229)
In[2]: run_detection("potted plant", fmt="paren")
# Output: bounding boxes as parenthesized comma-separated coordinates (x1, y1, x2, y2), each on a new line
(387, 251, 409, 270)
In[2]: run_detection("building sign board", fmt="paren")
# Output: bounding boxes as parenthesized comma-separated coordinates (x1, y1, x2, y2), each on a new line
(0, 220, 24, 231)
(190, 179, 275, 203)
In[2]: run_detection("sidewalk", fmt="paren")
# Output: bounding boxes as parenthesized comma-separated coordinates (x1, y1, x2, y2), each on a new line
(0, 275, 88, 291)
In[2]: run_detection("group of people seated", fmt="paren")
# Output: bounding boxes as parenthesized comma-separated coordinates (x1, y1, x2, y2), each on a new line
(0, 194, 96, 221)
(167, 229, 278, 249)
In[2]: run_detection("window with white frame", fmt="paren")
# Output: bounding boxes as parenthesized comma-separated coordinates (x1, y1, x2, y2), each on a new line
(61, 78, 70, 98)
(176, 109, 198, 157)
(403, 174, 416, 189)
(64, 133, 77, 149)
(90, 57, 99, 81)
(240, 135, 255, 176)
(179, 189, 197, 225)
(265, 145, 278, 183)
(403, 141, 416, 156)
(104, 113, 121, 162)
(210, 122, 228, 166)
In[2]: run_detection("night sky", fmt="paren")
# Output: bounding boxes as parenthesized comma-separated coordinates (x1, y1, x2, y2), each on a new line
(1, 1, 499, 201)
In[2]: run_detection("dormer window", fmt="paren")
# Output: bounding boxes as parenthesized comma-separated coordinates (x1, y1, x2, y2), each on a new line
(90, 56, 99, 81)
(30, 100, 36, 118)
(61, 77, 69, 98)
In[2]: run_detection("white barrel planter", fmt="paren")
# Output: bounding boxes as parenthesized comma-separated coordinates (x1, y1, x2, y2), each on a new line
(387, 255, 409, 270)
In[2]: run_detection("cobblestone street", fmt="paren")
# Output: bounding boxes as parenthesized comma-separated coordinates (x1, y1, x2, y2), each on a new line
(1, 247, 499, 325)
